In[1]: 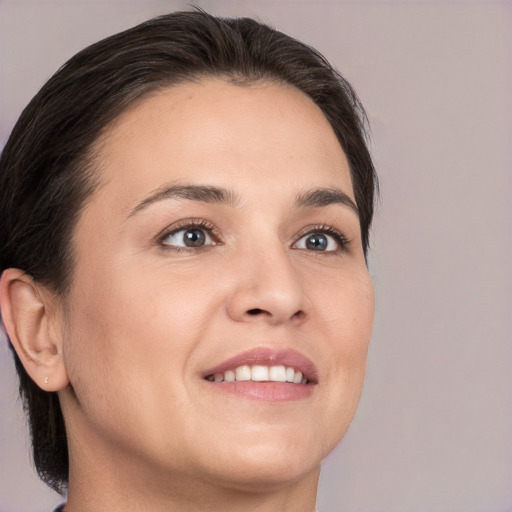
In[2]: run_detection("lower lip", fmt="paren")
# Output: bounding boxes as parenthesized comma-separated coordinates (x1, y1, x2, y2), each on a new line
(204, 381, 315, 401)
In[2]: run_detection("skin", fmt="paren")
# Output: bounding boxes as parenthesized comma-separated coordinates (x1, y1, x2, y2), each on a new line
(2, 79, 374, 511)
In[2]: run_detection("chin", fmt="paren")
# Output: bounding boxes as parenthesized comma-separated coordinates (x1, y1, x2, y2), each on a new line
(189, 426, 335, 491)
(208, 454, 321, 493)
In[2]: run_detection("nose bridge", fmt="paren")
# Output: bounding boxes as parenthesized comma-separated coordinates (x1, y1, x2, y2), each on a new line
(226, 235, 307, 325)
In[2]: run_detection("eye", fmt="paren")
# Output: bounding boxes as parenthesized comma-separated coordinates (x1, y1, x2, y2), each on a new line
(159, 221, 218, 250)
(293, 227, 348, 252)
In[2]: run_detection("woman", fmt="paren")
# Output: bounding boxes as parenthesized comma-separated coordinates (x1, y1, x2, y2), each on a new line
(0, 10, 376, 512)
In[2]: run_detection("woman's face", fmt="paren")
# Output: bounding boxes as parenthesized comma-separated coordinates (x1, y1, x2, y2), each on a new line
(58, 80, 374, 491)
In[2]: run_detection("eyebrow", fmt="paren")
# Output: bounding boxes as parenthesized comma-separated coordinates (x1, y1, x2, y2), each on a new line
(127, 184, 358, 218)
(127, 184, 240, 218)
(295, 187, 359, 215)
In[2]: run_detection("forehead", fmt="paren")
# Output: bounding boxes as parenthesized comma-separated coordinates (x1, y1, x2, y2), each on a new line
(89, 79, 354, 214)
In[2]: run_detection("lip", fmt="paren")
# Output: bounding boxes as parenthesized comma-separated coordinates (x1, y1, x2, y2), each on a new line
(201, 347, 318, 402)
(202, 347, 318, 383)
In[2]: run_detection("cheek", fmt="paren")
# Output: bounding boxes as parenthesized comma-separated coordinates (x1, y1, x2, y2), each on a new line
(60, 278, 217, 461)
(61, 254, 227, 397)
(294, 267, 374, 459)
(313, 268, 374, 406)
(335, 275, 373, 382)
(314, 265, 374, 353)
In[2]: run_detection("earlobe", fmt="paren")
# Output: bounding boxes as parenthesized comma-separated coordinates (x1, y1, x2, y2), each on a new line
(0, 268, 69, 392)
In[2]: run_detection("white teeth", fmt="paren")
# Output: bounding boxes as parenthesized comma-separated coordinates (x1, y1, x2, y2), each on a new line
(269, 365, 287, 382)
(235, 365, 251, 381)
(224, 370, 235, 382)
(207, 365, 308, 384)
(292, 370, 303, 384)
(251, 365, 269, 381)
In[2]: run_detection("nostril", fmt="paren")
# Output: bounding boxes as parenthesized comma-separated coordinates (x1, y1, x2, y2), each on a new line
(247, 308, 264, 316)
(245, 308, 305, 321)
(292, 310, 306, 321)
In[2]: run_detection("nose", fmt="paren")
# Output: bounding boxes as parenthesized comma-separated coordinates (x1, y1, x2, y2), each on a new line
(226, 244, 308, 326)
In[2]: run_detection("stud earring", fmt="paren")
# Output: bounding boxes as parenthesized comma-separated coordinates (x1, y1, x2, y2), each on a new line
(44, 377, 49, 384)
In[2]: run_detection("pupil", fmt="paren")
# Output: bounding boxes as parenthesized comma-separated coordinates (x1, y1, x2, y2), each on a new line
(306, 233, 327, 251)
(184, 229, 205, 247)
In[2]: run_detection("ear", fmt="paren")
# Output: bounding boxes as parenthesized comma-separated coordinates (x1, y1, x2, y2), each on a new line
(0, 268, 69, 391)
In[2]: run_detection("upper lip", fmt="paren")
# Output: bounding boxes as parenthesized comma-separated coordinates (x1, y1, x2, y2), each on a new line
(202, 347, 319, 383)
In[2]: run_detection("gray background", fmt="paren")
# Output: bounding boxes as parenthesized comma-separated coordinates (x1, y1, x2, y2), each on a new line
(0, 1, 511, 511)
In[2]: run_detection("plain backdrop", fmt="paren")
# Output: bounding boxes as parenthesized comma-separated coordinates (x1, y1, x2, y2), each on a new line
(0, 1, 511, 511)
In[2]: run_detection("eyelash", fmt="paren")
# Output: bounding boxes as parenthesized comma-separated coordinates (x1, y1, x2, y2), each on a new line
(157, 219, 221, 252)
(293, 224, 350, 253)
(157, 220, 350, 253)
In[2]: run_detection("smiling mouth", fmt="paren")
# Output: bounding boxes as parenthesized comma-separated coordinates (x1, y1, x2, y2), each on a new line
(202, 349, 316, 401)
(205, 365, 308, 384)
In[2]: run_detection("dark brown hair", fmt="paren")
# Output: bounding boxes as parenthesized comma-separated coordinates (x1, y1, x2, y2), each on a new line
(0, 10, 376, 494)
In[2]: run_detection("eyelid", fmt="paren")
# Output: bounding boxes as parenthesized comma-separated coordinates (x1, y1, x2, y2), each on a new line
(292, 224, 350, 252)
(157, 218, 221, 248)
(155, 219, 349, 253)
